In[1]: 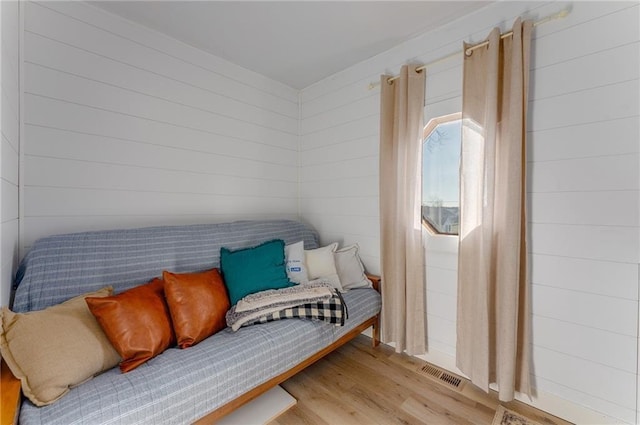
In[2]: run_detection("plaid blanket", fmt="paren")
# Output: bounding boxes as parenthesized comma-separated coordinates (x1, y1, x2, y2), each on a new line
(243, 291, 348, 328)
(227, 287, 348, 331)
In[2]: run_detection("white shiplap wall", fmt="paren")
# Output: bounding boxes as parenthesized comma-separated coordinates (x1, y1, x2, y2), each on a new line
(1, 0, 20, 307)
(299, 1, 640, 424)
(21, 1, 300, 249)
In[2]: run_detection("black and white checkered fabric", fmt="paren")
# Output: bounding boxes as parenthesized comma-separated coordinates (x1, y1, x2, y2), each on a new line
(243, 291, 348, 328)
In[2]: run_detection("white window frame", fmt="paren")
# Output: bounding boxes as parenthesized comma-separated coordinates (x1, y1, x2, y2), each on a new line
(421, 112, 462, 237)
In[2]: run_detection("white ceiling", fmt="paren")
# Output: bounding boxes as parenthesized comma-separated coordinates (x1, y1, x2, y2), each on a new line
(93, 1, 491, 89)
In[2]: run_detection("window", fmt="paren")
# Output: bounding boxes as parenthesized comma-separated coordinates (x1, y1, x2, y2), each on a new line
(422, 113, 462, 235)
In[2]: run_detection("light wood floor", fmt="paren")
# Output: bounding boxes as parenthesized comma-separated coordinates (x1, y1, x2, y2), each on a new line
(270, 335, 573, 425)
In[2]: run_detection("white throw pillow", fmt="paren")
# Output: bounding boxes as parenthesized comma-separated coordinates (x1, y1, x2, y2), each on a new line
(305, 243, 342, 291)
(334, 244, 372, 290)
(284, 241, 309, 284)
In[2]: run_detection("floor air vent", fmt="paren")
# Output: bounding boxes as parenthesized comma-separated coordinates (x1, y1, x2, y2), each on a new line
(417, 363, 464, 390)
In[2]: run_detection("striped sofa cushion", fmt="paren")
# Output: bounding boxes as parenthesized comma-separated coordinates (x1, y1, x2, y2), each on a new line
(13, 220, 318, 313)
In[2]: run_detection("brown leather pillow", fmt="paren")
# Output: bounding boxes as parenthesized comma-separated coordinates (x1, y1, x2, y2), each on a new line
(163, 268, 230, 349)
(86, 279, 175, 373)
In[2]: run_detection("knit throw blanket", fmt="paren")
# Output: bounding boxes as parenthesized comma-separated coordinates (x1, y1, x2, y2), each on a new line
(226, 281, 348, 331)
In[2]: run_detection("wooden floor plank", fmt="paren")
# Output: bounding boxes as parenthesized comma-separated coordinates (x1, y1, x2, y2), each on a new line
(401, 395, 478, 425)
(271, 335, 573, 425)
(270, 401, 328, 425)
(281, 369, 377, 425)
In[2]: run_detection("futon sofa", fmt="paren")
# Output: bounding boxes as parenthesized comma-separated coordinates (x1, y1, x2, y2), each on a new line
(1, 220, 381, 424)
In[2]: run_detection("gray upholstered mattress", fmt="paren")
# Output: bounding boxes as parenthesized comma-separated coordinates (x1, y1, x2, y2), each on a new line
(12, 220, 381, 425)
(19, 288, 381, 425)
(13, 220, 320, 313)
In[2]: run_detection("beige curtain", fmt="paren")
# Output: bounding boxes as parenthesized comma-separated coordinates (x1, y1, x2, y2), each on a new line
(379, 65, 426, 356)
(456, 18, 533, 401)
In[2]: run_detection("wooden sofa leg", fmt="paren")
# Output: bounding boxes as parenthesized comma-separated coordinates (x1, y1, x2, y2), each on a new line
(365, 273, 382, 349)
(372, 315, 380, 348)
(1, 359, 21, 425)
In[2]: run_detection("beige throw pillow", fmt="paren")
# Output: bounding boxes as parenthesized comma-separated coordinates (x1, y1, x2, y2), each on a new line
(305, 242, 343, 291)
(0, 287, 121, 406)
(334, 244, 372, 290)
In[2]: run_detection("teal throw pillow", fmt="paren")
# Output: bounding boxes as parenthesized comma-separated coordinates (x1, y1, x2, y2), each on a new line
(220, 239, 294, 305)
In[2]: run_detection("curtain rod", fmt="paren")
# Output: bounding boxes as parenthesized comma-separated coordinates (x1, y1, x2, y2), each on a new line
(368, 8, 570, 90)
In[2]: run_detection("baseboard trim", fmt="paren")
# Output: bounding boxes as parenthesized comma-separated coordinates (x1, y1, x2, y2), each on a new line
(414, 348, 624, 425)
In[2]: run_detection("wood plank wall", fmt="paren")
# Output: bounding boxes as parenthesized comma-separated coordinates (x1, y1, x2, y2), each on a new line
(1, 1, 20, 307)
(21, 1, 300, 250)
(11, 0, 640, 422)
(299, 1, 639, 423)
